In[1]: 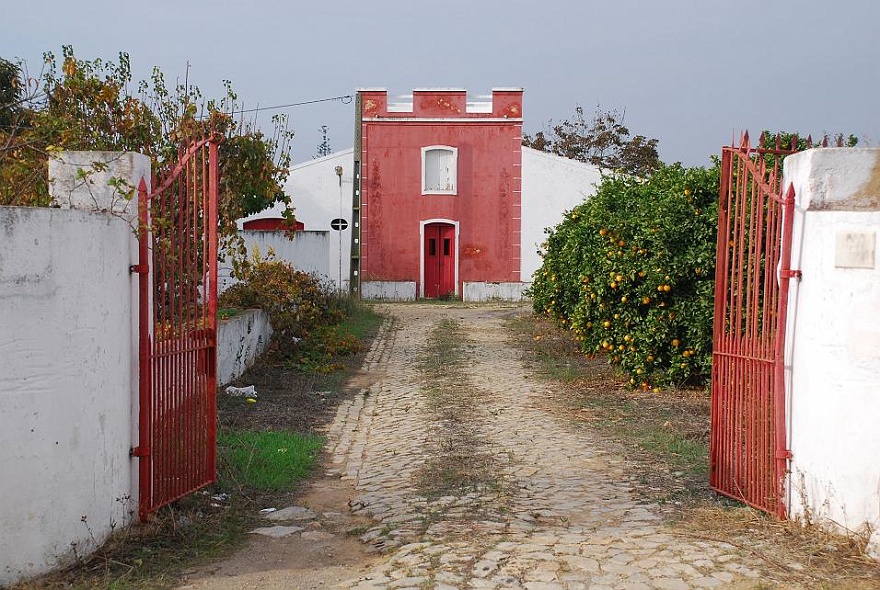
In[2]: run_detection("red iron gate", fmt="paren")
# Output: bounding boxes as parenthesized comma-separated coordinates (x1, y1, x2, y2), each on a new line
(710, 133, 800, 518)
(134, 137, 220, 520)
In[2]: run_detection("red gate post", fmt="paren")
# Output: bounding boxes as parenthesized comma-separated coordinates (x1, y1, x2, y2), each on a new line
(134, 177, 153, 520)
(773, 183, 799, 518)
(205, 136, 220, 482)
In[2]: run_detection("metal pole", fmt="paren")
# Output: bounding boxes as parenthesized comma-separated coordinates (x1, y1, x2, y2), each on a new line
(335, 165, 344, 293)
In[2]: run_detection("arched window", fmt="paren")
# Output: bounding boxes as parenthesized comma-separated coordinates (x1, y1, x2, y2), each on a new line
(421, 146, 458, 195)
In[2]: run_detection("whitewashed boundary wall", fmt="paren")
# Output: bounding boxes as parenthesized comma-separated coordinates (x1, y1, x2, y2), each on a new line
(0, 205, 139, 585)
(1, 150, 283, 585)
(362, 281, 417, 301)
(216, 309, 273, 386)
(218, 230, 331, 292)
(0, 152, 146, 585)
(462, 281, 531, 302)
(783, 148, 880, 559)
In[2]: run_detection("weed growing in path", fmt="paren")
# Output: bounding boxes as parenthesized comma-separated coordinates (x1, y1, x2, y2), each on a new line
(416, 319, 509, 506)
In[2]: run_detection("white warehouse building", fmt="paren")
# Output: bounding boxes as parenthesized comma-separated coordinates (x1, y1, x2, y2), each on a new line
(242, 146, 602, 299)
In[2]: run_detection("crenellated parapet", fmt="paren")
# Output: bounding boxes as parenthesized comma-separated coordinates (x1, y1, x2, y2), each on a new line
(358, 88, 523, 120)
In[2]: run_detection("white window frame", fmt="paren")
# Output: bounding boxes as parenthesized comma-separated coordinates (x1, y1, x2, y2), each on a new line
(421, 145, 458, 195)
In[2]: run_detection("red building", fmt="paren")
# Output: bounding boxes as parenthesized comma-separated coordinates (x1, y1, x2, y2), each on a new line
(352, 88, 524, 299)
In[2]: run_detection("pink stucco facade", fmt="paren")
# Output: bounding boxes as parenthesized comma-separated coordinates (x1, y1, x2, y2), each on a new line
(357, 88, 523, 298)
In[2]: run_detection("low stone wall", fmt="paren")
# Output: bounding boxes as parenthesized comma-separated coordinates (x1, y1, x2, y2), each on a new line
(462, 281, 531, 302)
(362, 281, 417, 301)
(216, 309, 273, 386)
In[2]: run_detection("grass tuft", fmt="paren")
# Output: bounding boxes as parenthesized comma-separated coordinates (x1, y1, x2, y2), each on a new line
(218, 430, 324, 492)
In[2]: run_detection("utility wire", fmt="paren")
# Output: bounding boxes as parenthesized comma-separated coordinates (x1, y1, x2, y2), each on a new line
(230, 94, 353, 115)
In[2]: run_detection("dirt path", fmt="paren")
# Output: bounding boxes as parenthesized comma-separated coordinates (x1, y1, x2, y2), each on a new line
(178, 303, 789, 590)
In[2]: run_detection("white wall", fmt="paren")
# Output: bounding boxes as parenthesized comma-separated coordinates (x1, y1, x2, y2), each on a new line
(219, 230, 331, 291)
(49, 150, 150, 216)
(216, 310, 273, 386)
(0, 207, 137, 585)
(783, 148, 880, 558)
(520, 147, 602, 282)
(362, 281, 416, 301)
(462, 281, 530, 302)
(243, 150, 354, 290)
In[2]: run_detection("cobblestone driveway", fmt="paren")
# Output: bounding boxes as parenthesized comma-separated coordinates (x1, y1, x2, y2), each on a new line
(327, 304, 769, 590)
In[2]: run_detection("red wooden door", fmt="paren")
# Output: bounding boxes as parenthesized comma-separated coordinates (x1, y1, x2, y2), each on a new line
(424, 223, 455, 298)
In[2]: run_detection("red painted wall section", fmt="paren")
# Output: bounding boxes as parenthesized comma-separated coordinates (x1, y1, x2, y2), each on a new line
(242, 218, 304, 231)
(359, 88, 523, 295)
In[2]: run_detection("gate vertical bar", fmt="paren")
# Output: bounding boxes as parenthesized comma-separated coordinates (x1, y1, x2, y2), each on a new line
(136, 178, 153, 521)
(773, 183, 797, 518)
(206, 136, 219, 480)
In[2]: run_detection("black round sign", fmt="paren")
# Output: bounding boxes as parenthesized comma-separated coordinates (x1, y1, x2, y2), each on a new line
(330, 218, 348, 231)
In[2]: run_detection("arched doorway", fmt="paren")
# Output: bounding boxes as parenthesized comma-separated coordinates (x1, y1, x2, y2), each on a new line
(422, 222, 457, 298)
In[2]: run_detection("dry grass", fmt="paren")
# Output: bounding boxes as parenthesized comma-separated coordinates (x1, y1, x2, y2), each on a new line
(676, 505, 879, 589)
(9, 493, 248, 590)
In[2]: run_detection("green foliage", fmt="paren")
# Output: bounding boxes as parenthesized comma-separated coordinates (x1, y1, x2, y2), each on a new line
(529, 164, 719, 389)
(218, 429, 323, 491)
(0, 46, 294, 255)
(287, 324, 363, 374)
(0, 58, 24, 130)
(218, 249, 343, 344)
(523, 105, 661, 176)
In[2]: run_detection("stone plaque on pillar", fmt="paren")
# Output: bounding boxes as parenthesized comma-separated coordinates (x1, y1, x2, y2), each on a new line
(834, 230, 876, 269)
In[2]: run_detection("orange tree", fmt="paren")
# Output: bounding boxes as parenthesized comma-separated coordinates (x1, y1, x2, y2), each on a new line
(529, 163, 719, 389)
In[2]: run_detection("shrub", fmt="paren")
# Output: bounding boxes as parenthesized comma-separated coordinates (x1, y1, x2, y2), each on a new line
(529, 163, 719, 389)
(219, 250, 342, 344)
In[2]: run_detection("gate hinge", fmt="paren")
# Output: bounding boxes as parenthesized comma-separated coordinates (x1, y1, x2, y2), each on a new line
(130, 446, 150, 458)
(781, 269, 802, 279)
(776, 449, 793, 460)
(129, 264, 148, 275)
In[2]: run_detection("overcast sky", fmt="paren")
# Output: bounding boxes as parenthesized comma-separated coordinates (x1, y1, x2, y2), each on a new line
(5, 0, 878, 168)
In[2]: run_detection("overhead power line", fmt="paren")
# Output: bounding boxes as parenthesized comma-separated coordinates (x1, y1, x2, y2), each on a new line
(230, 94, 353, 115)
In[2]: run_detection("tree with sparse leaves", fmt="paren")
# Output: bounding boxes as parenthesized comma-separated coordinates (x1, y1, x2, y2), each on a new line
(523, 105, 661, 177)
(0, 47, 294, 229)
